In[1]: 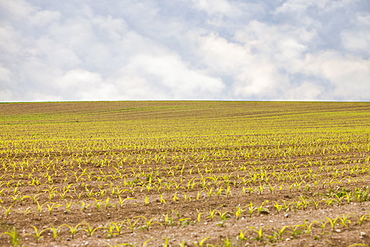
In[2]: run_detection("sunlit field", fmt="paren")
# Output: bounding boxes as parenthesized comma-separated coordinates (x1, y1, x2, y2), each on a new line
(0, 101, 370, 246)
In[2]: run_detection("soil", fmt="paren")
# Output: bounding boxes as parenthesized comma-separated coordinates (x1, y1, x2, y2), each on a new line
(0, 152, 370, 247)
(1, 101, 370, 247)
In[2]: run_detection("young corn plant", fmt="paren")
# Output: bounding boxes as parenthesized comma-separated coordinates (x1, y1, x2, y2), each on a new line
(271, 226, 290, 240)
(193, 237, 210, 247)
(59, 223, 84, 239)
(163, 237, 170, 247)
(105, 223, 119, 238)
(237, 229, 247, 241)
(46, 226, 59, 240)
(46, 202, 62, 215)
(246, 202, 256, 217)
(256, 200, 269, 215)
(290, 225, 304, 238)
(159, 194, 166, 204)
(1, 204, 14, 218)
(273, 201, 283, 214)
(207, 209, 217, 220)
(337, 214, 352, 228)
(61, 200, 72, 213)
(178, 217, 191, 226)
(125, 218, 141, 233)
(80, 223, 104, 237)
(135, 216, 162, 231)
(235, 206, 245, 220)
(31, 225, 48, 242)
(93, 199, 103, 211)
(249, 226, 264, 241)
(2, 227, 22, 247)
(144, 195, 149, 205)
(196, 210, 204, 224)
(218, 211, 230, 221)
(172, 192, 179, 202)
(358, 213, 370, 226)
(162, 213, 175, 227)
(103, 197, 115, 209)
(325, 217, 338, 231)
(297, 196, 309, 210)
(196, 191, 202, 200)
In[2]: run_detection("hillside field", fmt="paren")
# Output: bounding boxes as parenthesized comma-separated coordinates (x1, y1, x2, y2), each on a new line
(0, 101, 370, 246)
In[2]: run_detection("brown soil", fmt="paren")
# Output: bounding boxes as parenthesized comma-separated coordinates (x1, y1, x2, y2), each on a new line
(1, 101, 370, 247)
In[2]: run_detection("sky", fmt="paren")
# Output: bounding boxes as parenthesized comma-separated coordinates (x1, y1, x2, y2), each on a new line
(0, 0, 370, 102)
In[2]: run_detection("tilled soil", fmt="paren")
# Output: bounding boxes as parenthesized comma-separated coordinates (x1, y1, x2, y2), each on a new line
(1, 101, 370, 247)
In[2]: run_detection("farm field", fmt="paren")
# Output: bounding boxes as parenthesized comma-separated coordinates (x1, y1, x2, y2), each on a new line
(0, 101, 370, 247)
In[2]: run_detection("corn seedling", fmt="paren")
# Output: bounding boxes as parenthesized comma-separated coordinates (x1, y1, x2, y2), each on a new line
(249, 226, 264, 241)
(1, 204, 14, 218)
(256, 200, 269, 214)
(358, 213, 370, 225)
(337, 214, 351, 228)
(135, 216, 162, 231)
(163, 237, 169, 247)
(178, 217, 191, 226)
(159, 194, 166, 204)
(2, 227, 21, 247)
(196, 210, 204, 223)
(31, 225, 48, 242)
(194, 237, 210, 247)
(207, 209, 217, 219)
(80, 223, 104, 237)
(272, 226, 290, 240)
(247, 202, 256, 217)
(59, 223, 84, 239)
(125, 218, 141, 233)
(237, 229, 247, 241)
(46, 226, 59, 239)
(46, 202, 62, 215)
(162, 213, 175, 227)
(235, 206, 245, 220)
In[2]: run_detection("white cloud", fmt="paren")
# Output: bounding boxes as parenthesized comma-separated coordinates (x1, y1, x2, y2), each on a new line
(191, 0, 240, 17)
(195, 32, 286, 99)
(190, 0, 253, 28)
(274, 0, 358, 16)
(194, 13, 370, 101)
(284, 81, 324, 100)
(303, 51, 370, 100)
(29, 9, 60, 26)
(0, 0, 34, 21)
(52, 69, 124, 100)
(275, 0, 330, 13)
(195, 33, 250, 74)
(0, 66, 14, 101)
(0, 25, 19, 63)
(234, 20, 316, 69)
(341, 13, 370, 57)
(123, 52, 225, 99)
(0, 0, 369, 101)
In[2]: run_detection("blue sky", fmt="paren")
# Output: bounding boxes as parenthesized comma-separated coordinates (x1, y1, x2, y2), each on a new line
(1, 0, 369, 101)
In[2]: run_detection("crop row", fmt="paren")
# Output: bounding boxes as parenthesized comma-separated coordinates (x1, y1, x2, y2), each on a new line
(2, 211, 370, 246)
(1, 101, 370, 246)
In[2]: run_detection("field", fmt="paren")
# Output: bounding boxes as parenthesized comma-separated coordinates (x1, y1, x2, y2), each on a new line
(0, 101, 370, 247)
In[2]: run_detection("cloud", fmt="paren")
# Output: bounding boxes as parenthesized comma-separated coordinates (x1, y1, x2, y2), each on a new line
(284, 81, 324, 100)
(193, 32, 283, 99)
(0, 0, 369, 101)
(191, 0, 243, 21)
(194, 21, 316, 99)
(125, 53, 225, 99)
(303, 51, 370, 99)
(341, 13, 370, 58)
